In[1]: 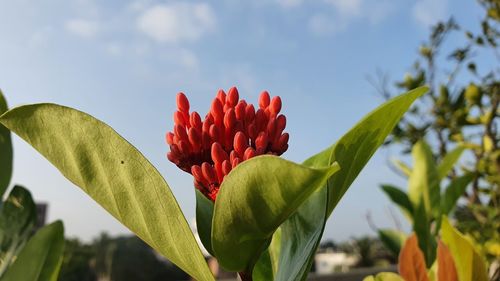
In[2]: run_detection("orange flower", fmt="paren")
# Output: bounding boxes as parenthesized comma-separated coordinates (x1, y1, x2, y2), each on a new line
(166, 87, 289, 201)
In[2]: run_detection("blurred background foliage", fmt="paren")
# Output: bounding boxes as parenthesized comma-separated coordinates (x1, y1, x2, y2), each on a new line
(371, 0, 499, 273)
(59, 233, 189, 281)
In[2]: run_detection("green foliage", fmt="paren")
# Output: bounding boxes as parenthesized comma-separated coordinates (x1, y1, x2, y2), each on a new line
(195, 189, 214, 256)
(380, 185, 413, 221)
(378, 140, 470, 266)
(363, 272, 404, 281)
(0, 186, 36, 276)
(377, 229, 406, 258)
(0, 87, 425, 280)
(366, 218, 488, 281)
(0, 90, 13, 198)
(377, 0, 499, 266)
(0, 221, 65, 281)
(267, 87, 426, 281)
(0, 104, 214, 281)
(58, 239, 96, 281)
(212, 156, 340, 271)
(440, 217, 489, 281)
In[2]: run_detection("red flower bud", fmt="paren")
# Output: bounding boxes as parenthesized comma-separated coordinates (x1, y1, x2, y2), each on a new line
(190, 112, 202, 131)
(234, 131, 248, 158)
(227, 87, 239, 107)
(216, 89, 226, 105)
(259, 91, 270, 109)
(177, 92, 190, 113)
(270, 96, 282, 115)
(201, 163, 217, 184)
(243, 147, 256, 160)
(211, 142, 228, 164)
(166, 87, 289, 201)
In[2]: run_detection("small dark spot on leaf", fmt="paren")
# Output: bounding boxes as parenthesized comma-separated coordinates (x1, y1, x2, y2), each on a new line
(121, 161, 124, 164)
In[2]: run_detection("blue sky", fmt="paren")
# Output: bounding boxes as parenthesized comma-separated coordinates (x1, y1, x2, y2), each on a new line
(0, 0, 482, 242)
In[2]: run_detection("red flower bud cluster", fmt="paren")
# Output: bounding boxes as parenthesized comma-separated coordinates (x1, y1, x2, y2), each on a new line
(166, 87, 289, 201)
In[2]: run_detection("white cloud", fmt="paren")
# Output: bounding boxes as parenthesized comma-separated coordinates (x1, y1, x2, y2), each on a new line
(276, 0, 303, 8)
(325, 0, 362, 17)
(136, 2, 216, 43)
(65, 19, 99, 38)
(413, 0, 448, 27)
(105, 43, 122, 56)
(308, 14, 342, 36)
(29, 27, 54, 48)
(308, 0, 397, 36)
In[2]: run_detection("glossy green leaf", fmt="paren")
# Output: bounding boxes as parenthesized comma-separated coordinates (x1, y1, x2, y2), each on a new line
(408, 141, 440, 219)
(195, 189, 214, 256)
(212, 155, 340, 272)
(363, 272, 405, 281)
(413, 199, 435, 268)
(0, 185, 36, 276)
(380, 185, 413, 221)
(0, 104, 214, 281)
(0, 221, 64, 281)
(440, 217, 488, 281)
(441, 173, 473, 215)
(273, 87, 427, 281)
(437, 145, 465, 180)
(0, 90, 13, 198)
(378, 229, 407, 257)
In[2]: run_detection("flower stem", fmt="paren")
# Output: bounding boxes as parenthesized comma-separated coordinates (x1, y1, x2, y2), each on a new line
(238, 271, 253, 281)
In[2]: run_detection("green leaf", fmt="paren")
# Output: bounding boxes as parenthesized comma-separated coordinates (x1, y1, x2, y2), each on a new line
(0, 221, 65, 281)
(413, 200, 436, 268)
(408, 140, 440, 220)
(363, 272, 405, 281)
(392, 159, 412, 177)
(437, 145, 466, 179)
(273, 87, 427, 281)
(195, 189, 214, 256)
(440, 217, 488, 281)
(380, 185, 414, 222)
(0, 185, 37, 276)
(0, 104, 214, 281)
(212, 155, 339, 272)
(253, 227, 281, 281)
(378, 229, 407, 257)
(441, 173, 473, 215)
(0, 90, 13, 198)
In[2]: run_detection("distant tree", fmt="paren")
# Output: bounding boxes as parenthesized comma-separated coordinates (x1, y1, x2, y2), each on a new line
(371, 0, 499, 263)
(58, 238, 96, 281)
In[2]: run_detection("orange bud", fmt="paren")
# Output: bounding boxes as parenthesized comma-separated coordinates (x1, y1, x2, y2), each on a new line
(235, 101, 246, 120)
(270, 96, 282, 115)
(174, 124, 188, 142)
(190, 112, 202, 131)
(211, 142, 228, 164)
(176, 92, 190, 113)
(243, 147, 256, 160)
(174, 111, 186, 127)
(245, 104, 255, 123)
(234, 131, 248, 157)
(227, 87, 239, 107)
(259, 91, 270, 109)
(188, 128, 201, 152)
(255, 132, 268, 153)
(222, 160, 232, 176)
(166, 132, 174, 145)
(202, 163, 217, 184)
(216, 89, 226, 105)
(211, 98, 224, 124)
(224, 108, 236, 129)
